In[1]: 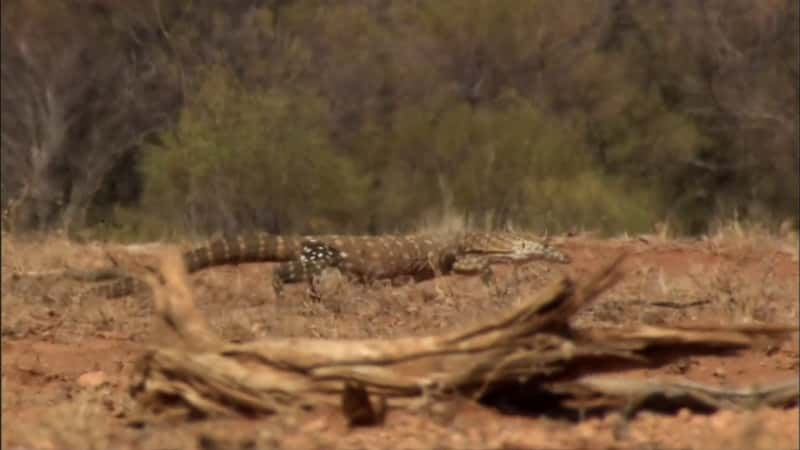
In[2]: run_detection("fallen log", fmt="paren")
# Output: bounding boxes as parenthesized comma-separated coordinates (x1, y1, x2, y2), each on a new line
(127, 247, 797, 424)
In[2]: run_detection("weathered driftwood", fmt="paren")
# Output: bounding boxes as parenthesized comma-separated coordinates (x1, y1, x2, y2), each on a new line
(128, 247, 797, 424)
(550, 375, 799, 413)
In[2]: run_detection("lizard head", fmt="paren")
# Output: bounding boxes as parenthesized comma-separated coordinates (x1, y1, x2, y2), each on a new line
(461, 232, 571, 264)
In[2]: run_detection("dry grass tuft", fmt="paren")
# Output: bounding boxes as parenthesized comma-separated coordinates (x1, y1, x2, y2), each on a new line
(414, 210, 471, 235)
(705, 217, 798, 253)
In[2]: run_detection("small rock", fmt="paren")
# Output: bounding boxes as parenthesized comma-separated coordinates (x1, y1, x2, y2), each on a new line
(77, 370, 108, 388)
(300, 416, 329, 433)
(712, 367, 726, 378)
(709, 410, 736, 431)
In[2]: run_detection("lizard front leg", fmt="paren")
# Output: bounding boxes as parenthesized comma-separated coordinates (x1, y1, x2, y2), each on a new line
(452, 254, 492, 280)
(452, 255, 499, 294)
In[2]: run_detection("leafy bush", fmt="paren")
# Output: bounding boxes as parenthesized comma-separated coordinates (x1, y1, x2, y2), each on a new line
(350, 90, 664, 233)
(135, 66, 367, 235)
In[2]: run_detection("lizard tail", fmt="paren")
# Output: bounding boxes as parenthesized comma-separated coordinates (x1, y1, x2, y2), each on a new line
(84, 233, 306, 298)
(183, 233, 303, 271)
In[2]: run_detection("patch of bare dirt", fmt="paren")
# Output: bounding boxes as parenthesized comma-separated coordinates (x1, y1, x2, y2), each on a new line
(2, 232, 797, 450)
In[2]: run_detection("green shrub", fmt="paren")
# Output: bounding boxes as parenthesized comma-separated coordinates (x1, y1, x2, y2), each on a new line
(350, 90, 664, 234)
(134, 66, 368, 236)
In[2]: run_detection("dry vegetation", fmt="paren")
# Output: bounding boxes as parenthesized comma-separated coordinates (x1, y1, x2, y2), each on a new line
(2, 2, 796, 448)
(2, 227, 797, 450)
(2, 0, 797, 238)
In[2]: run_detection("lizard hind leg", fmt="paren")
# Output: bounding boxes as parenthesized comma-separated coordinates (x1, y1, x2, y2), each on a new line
(301, 240, 348, 300)
(272, 261, 302, 296)
(272, 240, 346, 298)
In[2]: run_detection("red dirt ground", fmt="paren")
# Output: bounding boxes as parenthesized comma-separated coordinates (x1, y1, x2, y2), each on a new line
(2, 231, 798, 450)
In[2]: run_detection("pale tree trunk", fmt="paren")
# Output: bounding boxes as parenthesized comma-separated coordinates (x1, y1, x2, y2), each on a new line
(1, 13, 176, 233)
(2, 36, 73, 230)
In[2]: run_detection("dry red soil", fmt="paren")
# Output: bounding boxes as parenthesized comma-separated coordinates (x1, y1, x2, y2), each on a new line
(2, 231, 798, 450)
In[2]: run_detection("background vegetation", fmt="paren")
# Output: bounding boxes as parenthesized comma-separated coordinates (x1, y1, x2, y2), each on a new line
(1, 0, 797, 238)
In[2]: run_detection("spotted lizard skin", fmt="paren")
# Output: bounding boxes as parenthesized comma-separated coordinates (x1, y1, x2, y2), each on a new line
(91, 232, 571, 297)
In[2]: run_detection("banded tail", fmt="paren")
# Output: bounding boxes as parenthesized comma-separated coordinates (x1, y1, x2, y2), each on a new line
(183, 233, 306, 272)
(93, 233, 309, 298)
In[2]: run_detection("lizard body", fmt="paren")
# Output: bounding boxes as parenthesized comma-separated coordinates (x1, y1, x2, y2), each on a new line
(87, 232, 570, 297)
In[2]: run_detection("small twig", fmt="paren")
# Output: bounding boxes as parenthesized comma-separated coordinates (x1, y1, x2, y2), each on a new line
(633, 299, 712, 309)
